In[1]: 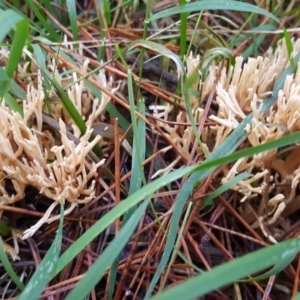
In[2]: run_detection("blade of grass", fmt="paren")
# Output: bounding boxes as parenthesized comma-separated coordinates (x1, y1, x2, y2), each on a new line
(6, 19, 29, 78)
(66, 0, 79, 45)
(25, 0, 61, 41)
(84, 80, 130, 130)
(282, 27, 295, 69)
(102, 0, 112, 26)
(27, 44, 103, 157)
(1, 0, 42, 35)
(0, 219, 11, 236)
(201, 172, 253, 207)
(65, 198, 151, 300)
(51, 165, 198, 279)
(0, 69, 12, 98)
(239, 250, 296, 282)
(29, 44, 86, 133)
(34, 38, 130, 130)
(148, 0, 279, 23)
(160, 202, 192, 290)
(108, 72, 147, 299)
(3, 92, 23, 117)
(0, 237, 25, 291)
(18, 204, 64, 300)
(179, 0, 188, 57)
(10, 79, 27, 100)
(124, 70, 146, 215)
(94, 0, 107, 61)
(49, 77, 104, 158)
(175, 249, 204, 274)
(137, 0, 151, 97)
(0, 9, 23, 42)
(149, 238, 300, 300)
(200, 47, 232, 79)
(125, 39, 207, 156)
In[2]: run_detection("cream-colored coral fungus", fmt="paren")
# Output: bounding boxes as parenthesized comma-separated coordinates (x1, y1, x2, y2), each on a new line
(152, 38, 300, 242)
(0, 50, 118, 249)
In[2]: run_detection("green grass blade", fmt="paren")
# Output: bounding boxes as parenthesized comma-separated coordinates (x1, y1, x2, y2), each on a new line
(125, 39, 205, 156)
(125, 40, 185, 77)
(108, 73, 146, 299)
(179, 0, 188, 57)
(201, 172, 253, 207)
(66, 0, 79, 44)
(295, 293, 300, 300)
(65, 198, 151, 300)
(161, 202, 192, 290)
(239, 251, 295, 282)
(0, 9, 23, 42)
(32, 38, 130, 130)
(0, 237, 25, 291)
(144, 54, 300, 299)
(149, 238, 300, 300)
(125, 70, 146, 211)
(102, 0, 112, 26)
(30, 45, 86, 131)
(0, 69, 12, 98)
(49, 77, 104, 158)
(84, 80, 130, 130)
(6, 19, 29, 78)
(94, 0, 107, 60)
(242, 33, 266, 59)
(25, 0, 61, 41)
(182, 70, 208, 156)
(29, 44, 103, 157)
(3, 92, 23, 117)
(282, 27, 295, 69)
(18, 204, 64, 300)
(10, 79, 27, 100)
(149, 1, 279, 23)
(0, 220, 11, 236)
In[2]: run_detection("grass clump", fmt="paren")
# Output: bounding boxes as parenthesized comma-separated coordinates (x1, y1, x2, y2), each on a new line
(0, 1, 300, 299)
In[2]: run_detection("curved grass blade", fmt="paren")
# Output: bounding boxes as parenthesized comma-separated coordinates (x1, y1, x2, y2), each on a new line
(6, 19, 29, 78)
(10, 79, 27, 99)
(66, 0, 79, 44)
(3, 91, 23, 117)
(25, 0, 61, 41)
(149, 238, 300, 300)
(125, 70, 146, 213)
(201, 172, 252, 207)
(0, 237, 25, 291)
(18, 204, 64, 300)
(0, 9, 23, 42)
(238, 246, 296, 282)
(108, 71, 146, 300)
(27, 44, 103, 157)
(65, 198, 150, 300)
(0, 69, 12, 98)
(179, 0, 188, 56)
(149, 0, 279, 23)
(125, 39, 206, 155)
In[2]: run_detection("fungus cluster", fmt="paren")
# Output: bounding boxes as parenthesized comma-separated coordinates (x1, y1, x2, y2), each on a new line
(153, 39, 300, 243)
(0, 49, 113, 257)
